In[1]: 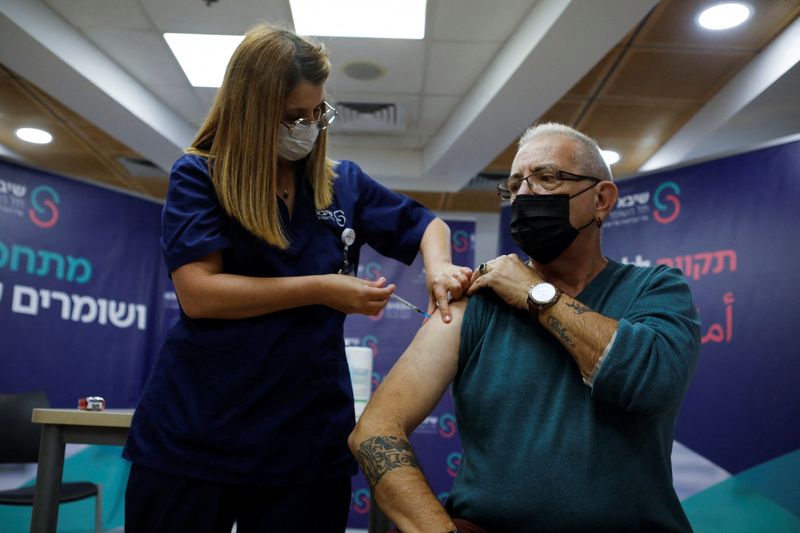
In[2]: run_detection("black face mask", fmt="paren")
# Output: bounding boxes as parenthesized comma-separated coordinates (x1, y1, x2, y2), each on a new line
(509, 183, 596, 264)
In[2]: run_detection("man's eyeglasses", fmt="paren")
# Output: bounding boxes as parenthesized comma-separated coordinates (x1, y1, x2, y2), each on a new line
(283, 101, 337, 139)
(497, 169, 600, 200)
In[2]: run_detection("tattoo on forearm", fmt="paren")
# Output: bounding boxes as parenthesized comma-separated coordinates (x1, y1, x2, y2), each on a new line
(547, 316, 575, 348)
(566, 301, 591, 315)
(356, 435, 420, 489)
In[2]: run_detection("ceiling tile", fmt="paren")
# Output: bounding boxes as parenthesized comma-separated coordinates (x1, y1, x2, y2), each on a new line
(24, 83, 86, 124)
(637, 0, 800, 50)
(429, 0, 535, 41)
(140, 0, 293, 34)
(325, 38, 426, 94)
(567, 47, 624, 98)
(43, 0, 152, 31)
(424, 41, 501, 95)
(85, 29, 189, 86)
(579, 99, 701, 152)
(418, 95, 460, 135)
(601, 48, 753, 101)
(0, 79, 49, 119)
(535, 99, 585, 127)
(595, 140, 659, 179)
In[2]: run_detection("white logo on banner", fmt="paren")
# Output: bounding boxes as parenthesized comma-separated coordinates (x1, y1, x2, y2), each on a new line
(607, 191, 651, 228)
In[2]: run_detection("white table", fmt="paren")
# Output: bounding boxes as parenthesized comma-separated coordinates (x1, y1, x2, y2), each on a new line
(30, 408, 133, 533)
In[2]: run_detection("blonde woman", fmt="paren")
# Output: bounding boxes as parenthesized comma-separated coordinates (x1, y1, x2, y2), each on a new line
(123, 24, 471, 532)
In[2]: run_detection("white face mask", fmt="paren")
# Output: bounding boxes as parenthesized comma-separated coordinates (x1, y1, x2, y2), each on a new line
(277, 122, 320, 161)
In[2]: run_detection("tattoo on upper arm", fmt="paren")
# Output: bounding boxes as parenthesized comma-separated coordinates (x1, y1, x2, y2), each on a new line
(356, 435, 420, 489)
(566, 301, 591, 315)
(547, 316, 575, 348)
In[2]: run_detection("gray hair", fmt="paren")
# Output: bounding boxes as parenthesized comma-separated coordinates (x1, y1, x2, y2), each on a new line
(518, 122, 613, 181)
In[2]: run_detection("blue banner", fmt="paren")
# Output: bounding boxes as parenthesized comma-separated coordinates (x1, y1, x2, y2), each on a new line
(0, 159, 170, 408)
(603, 141, 800, 476)
(345, 220, 475, 528)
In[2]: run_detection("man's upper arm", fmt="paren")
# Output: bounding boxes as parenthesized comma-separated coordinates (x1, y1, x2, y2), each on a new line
(357, 299, 466, 436)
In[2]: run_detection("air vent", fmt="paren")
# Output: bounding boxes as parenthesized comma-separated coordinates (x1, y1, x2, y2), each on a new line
(332, 102, 408, 132)
(115, 156, 166, 178)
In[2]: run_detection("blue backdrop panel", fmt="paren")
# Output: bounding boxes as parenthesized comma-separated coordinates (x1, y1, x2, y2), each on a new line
(498, 140, 800, 477)
(344, 220, 474, 528)
(0, 159, 169, 408)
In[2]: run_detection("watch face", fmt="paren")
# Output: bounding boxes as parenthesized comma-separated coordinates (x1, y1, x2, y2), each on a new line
(531, 283, 557, 303)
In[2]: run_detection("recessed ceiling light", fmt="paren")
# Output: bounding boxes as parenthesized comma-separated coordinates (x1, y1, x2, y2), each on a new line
(697, 3, 751, 30)
(290, 0, 427, 39)
(601, 150, 620, 165)
(15, 127, 53, 144)
(164, 33, 244, 88)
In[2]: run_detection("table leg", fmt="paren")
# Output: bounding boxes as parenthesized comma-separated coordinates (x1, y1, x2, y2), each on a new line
(30, 424, 64, 533)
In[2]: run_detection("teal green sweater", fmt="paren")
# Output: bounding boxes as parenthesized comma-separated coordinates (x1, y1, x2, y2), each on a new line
(446, 260, 700, 532)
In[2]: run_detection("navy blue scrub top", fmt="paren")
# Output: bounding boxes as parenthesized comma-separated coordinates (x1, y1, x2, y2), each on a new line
(123, 154, 434, 485)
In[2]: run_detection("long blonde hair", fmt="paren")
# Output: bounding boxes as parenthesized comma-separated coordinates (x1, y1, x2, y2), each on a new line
(189, 23, 335, 249)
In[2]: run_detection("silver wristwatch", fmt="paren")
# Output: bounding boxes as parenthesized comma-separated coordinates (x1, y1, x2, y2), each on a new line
(527, 282, 561, 312)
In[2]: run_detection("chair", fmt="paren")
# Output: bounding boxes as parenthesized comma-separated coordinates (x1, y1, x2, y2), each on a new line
(0, 391, 102, 532)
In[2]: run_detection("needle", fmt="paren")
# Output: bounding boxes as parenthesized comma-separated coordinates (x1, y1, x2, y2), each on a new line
(390, 293, 432, 319)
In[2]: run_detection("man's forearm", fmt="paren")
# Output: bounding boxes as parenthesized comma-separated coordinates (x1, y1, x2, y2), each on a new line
(539, 293, 618, 380)
(354, 435, 456, 533)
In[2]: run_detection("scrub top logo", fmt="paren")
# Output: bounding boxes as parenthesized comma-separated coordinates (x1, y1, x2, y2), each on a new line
(451, 230, 471, 253)
(652, 181, 681, 224)
(28, 185, 60, 228)
(316, 208, 346, 227)
(438, 413, 457, 438)
(446, 451, 462, 477)
(351, 488, 371, 514)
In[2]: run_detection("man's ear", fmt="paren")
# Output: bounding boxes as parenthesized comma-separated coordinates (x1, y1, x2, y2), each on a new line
(595, 181, 618, 221)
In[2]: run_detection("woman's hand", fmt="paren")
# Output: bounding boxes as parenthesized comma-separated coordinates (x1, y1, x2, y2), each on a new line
(467, 254, 540, 310)
(426, 263, 473, 322)
(323, 275, 397, 316)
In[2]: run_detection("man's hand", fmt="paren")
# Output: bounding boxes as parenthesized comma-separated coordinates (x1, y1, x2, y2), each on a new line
(467, 254, 541, 310)
(426, 262, 473, 322)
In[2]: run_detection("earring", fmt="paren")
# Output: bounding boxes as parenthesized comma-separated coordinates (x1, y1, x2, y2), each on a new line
(596, 217, 603, 228)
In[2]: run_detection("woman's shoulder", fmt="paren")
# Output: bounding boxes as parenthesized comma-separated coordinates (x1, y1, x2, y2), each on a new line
(332, 159, 364, 180)
(171, 152, 209, 174)
(168, 152, 213, 188)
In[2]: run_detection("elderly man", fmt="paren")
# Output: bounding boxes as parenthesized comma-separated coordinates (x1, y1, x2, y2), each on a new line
(348, 123, 701, 532)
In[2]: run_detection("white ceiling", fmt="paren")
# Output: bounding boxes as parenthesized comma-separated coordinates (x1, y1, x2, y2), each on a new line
(1, 0, 799, 191)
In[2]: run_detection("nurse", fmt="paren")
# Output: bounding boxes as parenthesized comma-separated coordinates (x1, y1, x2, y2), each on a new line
(123, 23, 472, 532)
